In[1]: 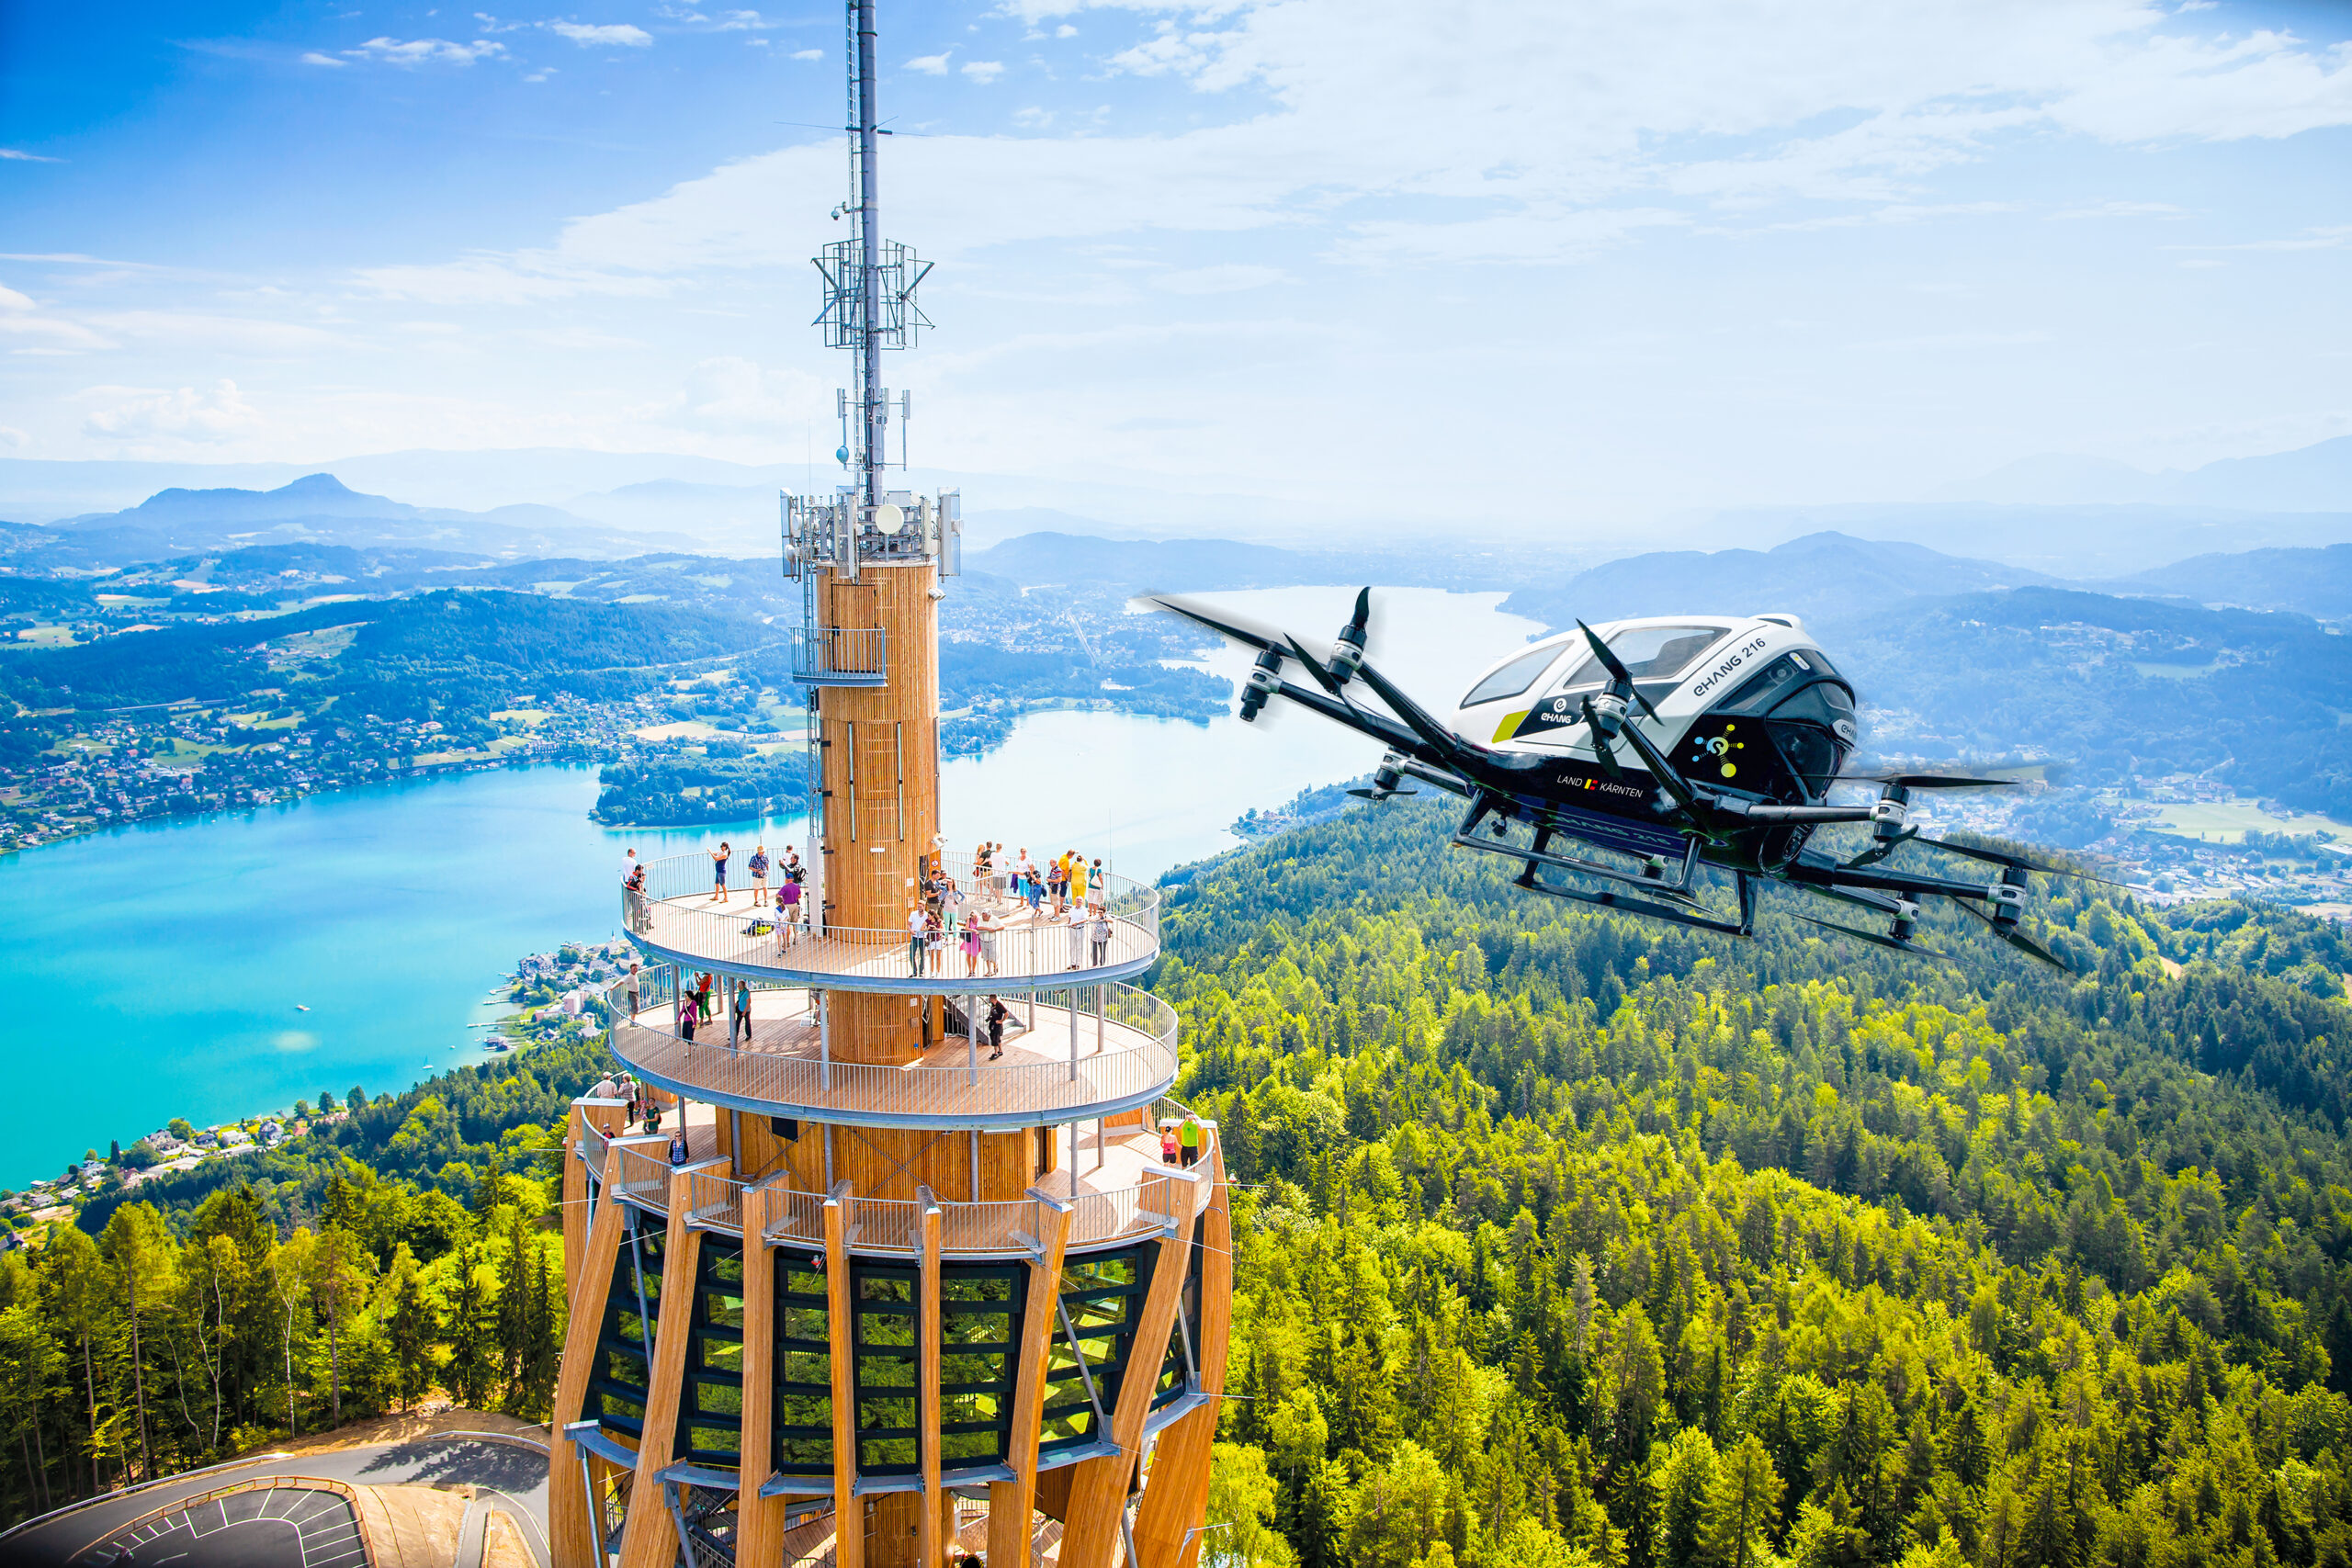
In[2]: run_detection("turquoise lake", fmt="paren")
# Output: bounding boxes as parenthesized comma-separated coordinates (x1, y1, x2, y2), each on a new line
(0, 586, 1537, 1186)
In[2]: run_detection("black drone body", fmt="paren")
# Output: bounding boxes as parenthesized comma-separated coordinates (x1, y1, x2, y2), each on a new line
(1154, 590, 2088, 969)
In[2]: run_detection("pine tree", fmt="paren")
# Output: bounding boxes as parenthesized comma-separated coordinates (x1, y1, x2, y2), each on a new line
(445, 1247, 496, 1411)
(496, 1212, 531, 1407)
(386, 1266, 434, 1412)
(1702, 1434, 1783, 1568)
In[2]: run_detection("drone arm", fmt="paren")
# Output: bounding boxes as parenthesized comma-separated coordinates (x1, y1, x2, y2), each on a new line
(1708, 799, 1875, 825)
(1783, 859, 2001, 903)
(1266, 678, 1425, 756)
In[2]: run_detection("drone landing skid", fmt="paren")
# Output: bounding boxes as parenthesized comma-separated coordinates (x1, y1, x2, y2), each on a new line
(1451, 796, 1707, 899)
(1519, 866, 1758, 940)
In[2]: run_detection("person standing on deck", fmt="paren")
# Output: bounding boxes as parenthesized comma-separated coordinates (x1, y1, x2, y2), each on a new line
(1066, 903, 1087, 970)
(776, 876, 801, 949)
(926, 908, 948, 976)
(696, 971, 715, 1024)
(907, 904, 927, 976)
(987, 995, 1008, 1060)
(732, 978, 753, 1046)
(749, 843, 770, 905)
(676, 992, 698, 1044)
(979, 909, 1001, 978)
(709, 841, 730, 903)
(1090, 906, 1112, 968)
(1180, 1113, 1204, 1168)
(1070, 855, 1089, 905)
(960, 914, 983, 978)
(625, 962, 641, 1020)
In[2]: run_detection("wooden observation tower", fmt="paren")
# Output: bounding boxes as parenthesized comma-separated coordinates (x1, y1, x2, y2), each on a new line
(545, 4, 1230, 1564)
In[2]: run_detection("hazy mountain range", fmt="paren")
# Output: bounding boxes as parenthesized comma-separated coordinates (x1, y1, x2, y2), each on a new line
(1936, 434, 2352, 511)
(3, 433, 2345, 570)
(28, 473, 700, 563)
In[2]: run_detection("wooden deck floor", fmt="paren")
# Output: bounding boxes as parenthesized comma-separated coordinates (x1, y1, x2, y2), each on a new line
(610, 991, 1176, 1124)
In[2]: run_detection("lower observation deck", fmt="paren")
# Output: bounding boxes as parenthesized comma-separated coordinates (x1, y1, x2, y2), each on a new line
(623, 855, 1161, 994)
(601, 974, 1177, 1128)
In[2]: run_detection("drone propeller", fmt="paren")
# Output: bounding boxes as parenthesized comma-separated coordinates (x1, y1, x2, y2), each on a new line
(1913, 836, 2125, 886)
(1959, 899, 2074, 971)
(1797, 913, 1954, 964)
(1283, 634, 1347, 699)
(1579, 694, 1628, 782)
(1832, 773, 2018, 790)
(1347, 784, 1419, 801)
(1575, 620, 1661, 721)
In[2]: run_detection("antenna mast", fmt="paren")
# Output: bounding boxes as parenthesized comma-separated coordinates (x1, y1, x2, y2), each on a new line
(819, 0, 930, 517)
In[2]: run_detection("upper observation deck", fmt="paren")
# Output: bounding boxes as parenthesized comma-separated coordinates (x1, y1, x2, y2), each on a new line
(597, 970, 1178, 1129)
(623, 853, 1159, 994)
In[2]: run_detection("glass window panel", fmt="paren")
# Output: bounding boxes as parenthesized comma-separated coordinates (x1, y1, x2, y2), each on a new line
(1462, 643, 1564, 706)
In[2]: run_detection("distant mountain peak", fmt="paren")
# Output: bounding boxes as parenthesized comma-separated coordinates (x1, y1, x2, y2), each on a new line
(277, 472, 357, 496)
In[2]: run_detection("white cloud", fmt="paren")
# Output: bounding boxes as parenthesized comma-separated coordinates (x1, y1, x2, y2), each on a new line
(0, 148, 62, 162)
(2053, 199, 2185, 219)
(963, 60, 1006, 84)
(78, 380, 265, 444)
(1154, 263, 1284, 293)
(791, 48, 821, 60)
(345, 37, 506, 65)
(1057, 24, 1077, 38)
(299, 51, 349, 66)
(1013, 106, 1055, 128)
(673, 356, 827, 433)
(549, 21, 654, 47)
(347, 0, 2352, 292)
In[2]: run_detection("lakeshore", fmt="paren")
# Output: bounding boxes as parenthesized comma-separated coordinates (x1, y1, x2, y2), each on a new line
(0, 585, 1548, 1190)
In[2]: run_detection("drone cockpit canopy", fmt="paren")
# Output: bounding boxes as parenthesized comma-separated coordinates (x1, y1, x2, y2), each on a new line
(1459, 614, 1859, 805)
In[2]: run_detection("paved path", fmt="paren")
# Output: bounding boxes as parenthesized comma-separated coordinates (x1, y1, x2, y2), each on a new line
(4, 1433, 549, 1568)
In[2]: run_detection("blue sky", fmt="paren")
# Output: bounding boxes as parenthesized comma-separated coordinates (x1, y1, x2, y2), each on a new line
(1, 0, 2347, 529)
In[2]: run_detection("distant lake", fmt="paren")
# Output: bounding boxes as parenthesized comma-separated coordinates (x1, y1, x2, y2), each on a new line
(0, 587, 1539, 1186)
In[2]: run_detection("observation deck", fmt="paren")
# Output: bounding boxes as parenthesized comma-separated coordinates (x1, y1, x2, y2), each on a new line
(573, 1107, 1216, 1261)
(789, 625, 887, 687)
(598, 972, 1177, 1129)
(623, 854, 1160, 994)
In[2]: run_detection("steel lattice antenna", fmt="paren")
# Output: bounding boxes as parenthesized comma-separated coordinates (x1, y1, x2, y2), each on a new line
(817, 0, 932, 513)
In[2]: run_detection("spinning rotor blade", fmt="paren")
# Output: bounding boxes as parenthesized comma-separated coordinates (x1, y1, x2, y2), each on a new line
(1284, 635, 1347, 698)
(1960, 901, 2073, 971)
(1797, 914, 1953, 964)
(1575, 620, 1661, 721)
(1913, 836, 2124, 886)
(1832, 773, 2018, 790)
(1346, 786, 1418, 800)
(1150, 596, 1282, 655)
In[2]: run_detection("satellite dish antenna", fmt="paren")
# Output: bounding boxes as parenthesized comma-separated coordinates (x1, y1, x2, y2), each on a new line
(875, 502, 905, 534)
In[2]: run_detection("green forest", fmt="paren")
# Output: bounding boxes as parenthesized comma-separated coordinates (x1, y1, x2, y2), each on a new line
(2, 794, 2349, 1568)
(1159, 799, 2352, 1568)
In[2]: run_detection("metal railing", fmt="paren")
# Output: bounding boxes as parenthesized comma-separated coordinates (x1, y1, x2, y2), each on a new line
(790, 625, 887, 685)
(597, 968, 1179, 1124)
(623, 853, 1159, 987)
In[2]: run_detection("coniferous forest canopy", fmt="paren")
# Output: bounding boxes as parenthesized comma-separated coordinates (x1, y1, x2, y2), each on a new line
(0, 796, 2348, 1568)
